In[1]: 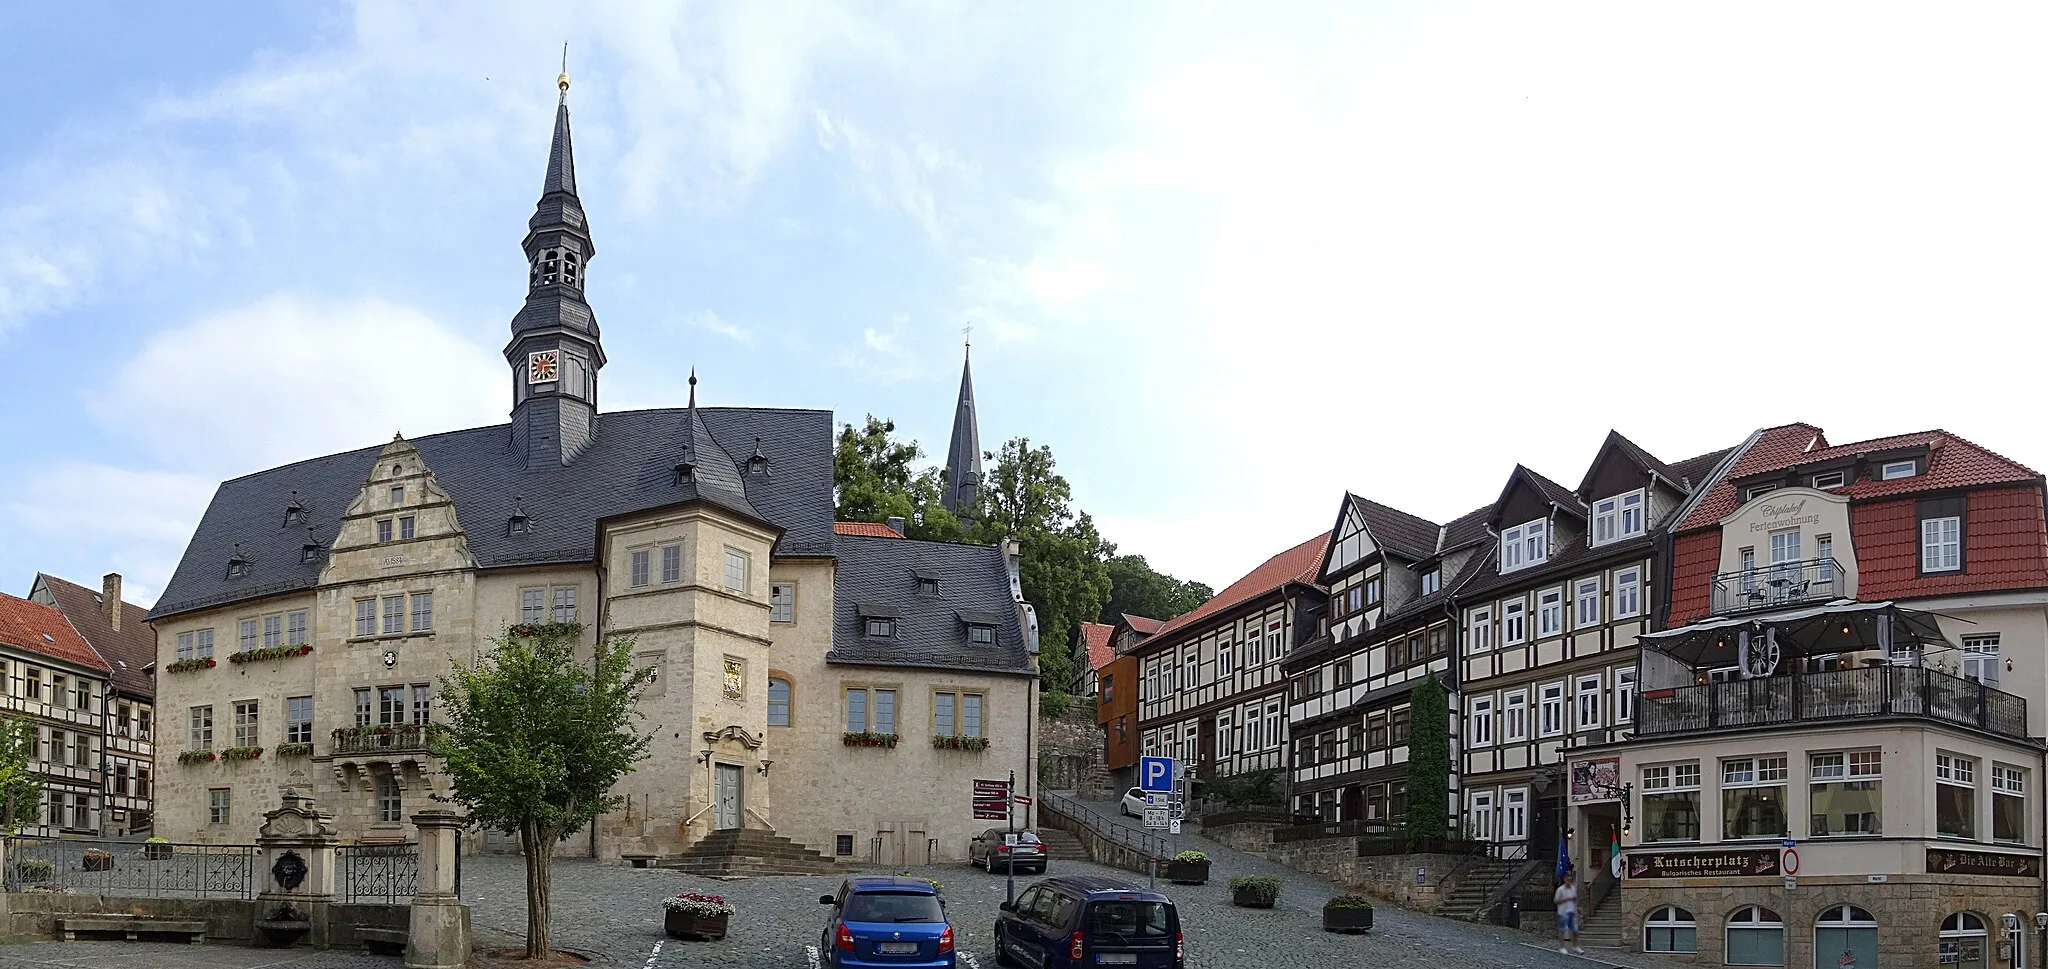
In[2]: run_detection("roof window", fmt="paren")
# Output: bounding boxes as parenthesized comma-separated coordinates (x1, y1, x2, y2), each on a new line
(507, 496, 531, 536)
(226, 545, 251, 579)
(1880, 459, 1919, 480)
(283, 490, 304, 527)
(745, 438, 771, 475)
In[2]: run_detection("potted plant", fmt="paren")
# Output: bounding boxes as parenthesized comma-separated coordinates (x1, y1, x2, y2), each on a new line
(896, 872, 944, 895)
(13, 859, 53, 883)
(144, 837, 173, 860)
(1165, 850, 1211, 885)
(664, 892, 734, 941)
(1322, 893, 1374, 933)
(1229, 874, 1281, 909)
(82, 848, 113, 872)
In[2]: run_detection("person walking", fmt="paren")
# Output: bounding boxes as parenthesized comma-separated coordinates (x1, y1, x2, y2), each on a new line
(1554, 869, 1583, 955)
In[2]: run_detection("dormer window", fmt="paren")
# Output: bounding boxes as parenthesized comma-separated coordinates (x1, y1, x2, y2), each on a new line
(968, 624, 996, 645)
(1591, 489, 1647, 546)
(1744, 484, 1777, 502)
(674, 454, 697, 487)
(916, 572, 941, 596)
(226, 547, 251, 580)
(508, 498, 530, 537)
(1810, 471, 1847, 489)
(866, 618, 896, 638)
(301, 535, 324, 564)
(1421, 569, 1441, 596)
(1500, 519, 1547, 572)
(746, 438, 771, 475)
(1880, 459, 1919, 480)
(283, 493, 304, 527)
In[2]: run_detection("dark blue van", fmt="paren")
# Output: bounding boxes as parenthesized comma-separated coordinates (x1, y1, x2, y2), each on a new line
(819, 876, 956, 969)
(993, 875, 1182, 969)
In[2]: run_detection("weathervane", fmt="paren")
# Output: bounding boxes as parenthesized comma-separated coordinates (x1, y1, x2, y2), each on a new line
(558, 42, 570, 99)
(962, 323, 973, 349)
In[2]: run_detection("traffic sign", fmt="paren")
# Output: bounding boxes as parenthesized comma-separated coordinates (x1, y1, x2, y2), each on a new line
(1013, 795, 1033, 806)
(1139, 756, 1174, 793)
(1169, 819, 1182, 835)
(1143, 807, 1169, 829)
(1144, 793, 1159, 806)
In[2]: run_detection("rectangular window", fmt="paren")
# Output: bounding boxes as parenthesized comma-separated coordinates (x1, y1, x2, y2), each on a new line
(177, 632, 194, 661)
(1722, 757, 1789, 840)
(1421, 569, 1441, 596)
(961, 694, 983, 737)
(835, 835, 854, 857)
(968, 625, 995, 645)
(1538, 588, 1563, 637)
(1266, 621, 1283, 661)
(661, 545, 682, 584)
(232, 700, 259, 747)
(399, 516, 415, 540)
(1619, 490, 1645, 537)
(1809, 751, 1882, 837)
(287, 610, 308, 646)
(1616, 667, 1637, 723)
(1811, 471, 1846, 489)
(845, 689, 868, 733)
(1504, 691, 1529, 743)
(378, 686, 405, 725)
(1470, 696, 1494, 746)
(239, 618, 258, 651)
(1614, 568, 1642, 618)
(1503, 789, 1528, 840)
(195, 628, 213, 658)
(1937, 753, 1978, 839)
(551, 586, 578, 623)
(1217, 638, 1234, 676)
(286, 696, 312, 745)
(1216, 712, 1233, 757)
(412, 685, 431, 725)
(1538, 682, 1565, 736)
(190, 705, 213, 749)
(767, 679, 791, 726)
(1503, 600, 1527, 644)
(390, 485, 404, 503)
(135, 766, 151, 798)
(1881, 459, 1918, 480)
(410, 591, 434, 631)
(1365, 577, 1382, 607)
(377, 519, 393, 543)
(262, 614, 282, 648)
(1922, 515, 1962, 573)
(629, 549, 650, 587)
(770, 583, 796, 623)
(376, 773, 403, 823)
(1242, 703, 1262, 751)
(1962, 635, 2002, 688)
(1574, 578, 1600, 627)
(934, 692, 955, 736)
(113, 764, 129, 795)
(723, 548, 750, 593)
(1184, 650, 1200, 689)
(1263, 700, 1282, 750)
(354, 688, 372, 726)
(1500, 523, 1524, 571)
(874, 689, 897, 735)
(139, 708, 152, 740)
(1640, 763, 1702, 842)
(1592, 496, 1619, 545)
(209, 788, 230, 825)
(1994, 764, 2026, 844)
(1574, 675, 1602, 731)
(381, 596, 403, 634)
(1468, 608, 1493, 652)
(520, 588, 545, 623)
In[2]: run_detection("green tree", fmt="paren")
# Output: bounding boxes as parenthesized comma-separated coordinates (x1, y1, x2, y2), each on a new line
(832, 415, 964, 542)
(1404, 673, 1451, 842)
(434, 626, 656, 958)
(1102, 554, 1212, 624)
(0, 716, 41, 832)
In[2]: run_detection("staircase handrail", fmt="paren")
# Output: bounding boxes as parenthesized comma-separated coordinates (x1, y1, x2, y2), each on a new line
(1040, 792, 1169, 861)
(1472, 858, 1542, 923)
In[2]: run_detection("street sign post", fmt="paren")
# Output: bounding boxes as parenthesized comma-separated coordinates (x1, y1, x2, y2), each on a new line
(1143, 807, 1169, 830)
(972, 779, 1009, 820)
(1139, 756, 1174, 793)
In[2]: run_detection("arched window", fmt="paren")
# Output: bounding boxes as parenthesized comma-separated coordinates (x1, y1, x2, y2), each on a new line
(1941, 913, 1988, 969)
(539, 249, 561, 286)
(1725, 906, 1784, 966)
(1644, 906, 1697, 953)
(562, 251, 580, 288)
(767, 678, 792, 727)
(1813, 905, 1877, 969)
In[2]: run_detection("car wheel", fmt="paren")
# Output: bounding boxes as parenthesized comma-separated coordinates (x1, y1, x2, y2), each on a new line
(992, 925, 1015, 967)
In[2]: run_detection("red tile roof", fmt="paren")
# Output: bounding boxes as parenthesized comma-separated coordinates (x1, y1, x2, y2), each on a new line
(834, 521, 904, 538)
(1122, 614, 1165, 636)
(1680, 425, 2038, 531)
(1854, 486, 2048, 601)
(0, 593, 111, 673)
(34, 574, 155, 699)
(1079, 621, 1116, 671)
(1147, 532, 1329, 645)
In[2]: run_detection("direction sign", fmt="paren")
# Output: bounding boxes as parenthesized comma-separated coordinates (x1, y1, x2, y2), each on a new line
(1139, 756, 1174, 793)
(1013, 795, 1033, 806)
(1143, 807, 1169, 830)
(972, 778, 1010, 821)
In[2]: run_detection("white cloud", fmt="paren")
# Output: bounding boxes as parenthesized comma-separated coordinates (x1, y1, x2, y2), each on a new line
(835, 313, 921, 383)
(0, 461, 219, 607)
(685, 309, 756, 345)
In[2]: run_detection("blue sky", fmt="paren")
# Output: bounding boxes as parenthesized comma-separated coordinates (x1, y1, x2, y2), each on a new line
(6, 2, 2048, 607)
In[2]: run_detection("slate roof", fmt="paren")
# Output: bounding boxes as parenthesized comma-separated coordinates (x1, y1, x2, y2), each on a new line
(1437, 505, 1494, 554)
(0, 593, 109, 674)
(827, 534, 1034, 676)
(1079, 622, 1116, 672)
(1147, 532, 1329, 646)
(1668, 446, 1737, 493)
(149, 406, 835, 620)
(1350, 495, 1442, 561)
(33, 574, 154, 699)
(942, 350, 982, 513)
(835, 521, 905, 538)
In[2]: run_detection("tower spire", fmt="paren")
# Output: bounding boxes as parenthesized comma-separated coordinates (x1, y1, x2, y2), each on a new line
(942, 335, 982, 516)
(505, 65, 605, 469)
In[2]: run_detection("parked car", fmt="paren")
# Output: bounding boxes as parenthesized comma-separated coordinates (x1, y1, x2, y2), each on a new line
(969, 828, 1047, 874)
(819, 876, 956, 969)
(993, 875, 1183, 969)
(1119, 787, 1149, 818)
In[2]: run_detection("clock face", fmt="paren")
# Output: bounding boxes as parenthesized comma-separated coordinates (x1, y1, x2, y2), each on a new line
(527, 350, 560, 384)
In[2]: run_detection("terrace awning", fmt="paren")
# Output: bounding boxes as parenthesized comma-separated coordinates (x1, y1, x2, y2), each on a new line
(1639, 600, 1953, 669)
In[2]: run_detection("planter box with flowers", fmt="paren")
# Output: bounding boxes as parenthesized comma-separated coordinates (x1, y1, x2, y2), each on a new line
(931, 735, 990, 752)
(144, 838, 173, 860)
(221, 746, 263, 762)
(13, 860, 53, 883)
(842, 731, 899, 749)
(228, 644, 314, 665)
(1322, 894, 1374, 933)
(664, 892, 734, 941)
(166, 658, 217, 674)
(895, 873, 944, 895)
(275, 742, 314, 758)
(178, 750, 218, 766)
(82, 849, 114, 872)
(507, 621, 585, 641)
(1165, 851, 1210, 885)
(1229, 875, 1280, 909)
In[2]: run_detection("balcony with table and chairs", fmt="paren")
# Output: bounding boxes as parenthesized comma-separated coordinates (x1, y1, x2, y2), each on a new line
(1709, 557, 1846, 616)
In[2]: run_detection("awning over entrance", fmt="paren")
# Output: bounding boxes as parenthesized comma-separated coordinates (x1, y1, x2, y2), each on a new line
(1639, 600, 1952, 670)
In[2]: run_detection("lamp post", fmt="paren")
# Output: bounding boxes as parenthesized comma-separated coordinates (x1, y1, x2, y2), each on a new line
(1005, 769, 1017, 905)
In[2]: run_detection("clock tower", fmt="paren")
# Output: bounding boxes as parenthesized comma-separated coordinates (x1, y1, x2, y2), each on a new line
(507, 70, 606, 468)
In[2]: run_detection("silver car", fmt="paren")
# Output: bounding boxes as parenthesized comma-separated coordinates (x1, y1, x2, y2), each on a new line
(968, 828, 1046, 873)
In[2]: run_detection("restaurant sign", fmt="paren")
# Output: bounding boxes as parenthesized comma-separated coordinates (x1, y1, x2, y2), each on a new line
(1570, 757, 1622, 804)
(1625, 850, 1779, 880)
(1926, 848, 2037, 877)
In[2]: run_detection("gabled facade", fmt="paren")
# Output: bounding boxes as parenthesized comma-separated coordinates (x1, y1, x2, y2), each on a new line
(0, 592, 112, 836)
(28, 572, 157, 836)
(1282, 496, 1491, 824)
(1073, 621, 1114, 698)
(1095, 614, 1160, 780)
(1455, 435, 1733, 864)
(1603, 425, 2048, 969)
(1131, 535, 1326, 789)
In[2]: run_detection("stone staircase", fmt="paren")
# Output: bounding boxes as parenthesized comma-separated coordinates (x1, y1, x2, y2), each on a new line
(1575, 907, 1625, 950)
(1035, 827, 1088, 862)
(655, 828, 841, 877)
(1441, 858, 1538, 922)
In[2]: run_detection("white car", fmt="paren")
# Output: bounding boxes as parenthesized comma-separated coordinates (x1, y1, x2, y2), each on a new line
(1120, 787, 1150, 817)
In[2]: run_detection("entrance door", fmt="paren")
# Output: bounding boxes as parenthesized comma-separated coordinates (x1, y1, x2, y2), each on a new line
(714, 763, 743, 830)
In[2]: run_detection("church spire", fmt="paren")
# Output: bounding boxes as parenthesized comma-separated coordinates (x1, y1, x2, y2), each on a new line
(942, 333, 982, 515)
(506, 64, 606, 469)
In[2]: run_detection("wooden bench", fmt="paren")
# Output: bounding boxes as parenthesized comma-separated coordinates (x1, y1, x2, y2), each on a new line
(57, 916, 208, 943)
(356, 926, 408, 955)
(622, 853, 657, 869)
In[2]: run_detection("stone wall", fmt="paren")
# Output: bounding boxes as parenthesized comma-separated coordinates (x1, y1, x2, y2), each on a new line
(1201, 819, 1283, 854)
(1201, 823, 1481, 914)
(1, 893, 412, 948)
(1039, 708, 1113, 799)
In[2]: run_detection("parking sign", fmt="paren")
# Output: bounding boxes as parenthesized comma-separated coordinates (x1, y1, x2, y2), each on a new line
(1139, 756, 1174, 793)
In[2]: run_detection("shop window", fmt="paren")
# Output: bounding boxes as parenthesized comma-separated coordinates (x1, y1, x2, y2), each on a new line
(1809, 751, 1881, 837)
(1813, 906, 1877, 969)
(1936, 753, 1977, 839)
(1643, 906, 1697, 953)
(1640, 763, 1702, 842)
(1940, 913, 1988, 969)
(1724, 906, 1784, 966)
(1721, 757, 1788, 840)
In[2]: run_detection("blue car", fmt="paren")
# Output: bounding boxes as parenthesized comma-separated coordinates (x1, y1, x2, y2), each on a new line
(994, 875, 1183, 969)
(819, 875, 957, 968)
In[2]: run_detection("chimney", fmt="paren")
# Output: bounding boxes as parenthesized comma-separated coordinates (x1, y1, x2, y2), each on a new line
(102, 573, 122, 632)
(885, 516, 907, 536)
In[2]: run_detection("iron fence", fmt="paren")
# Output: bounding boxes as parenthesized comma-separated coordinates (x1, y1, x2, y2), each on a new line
(1040, 791, 1168, 861)
(1, 836, 256, 899)
(340, 842, 419, 903)
(1637, 664, 2029, 740)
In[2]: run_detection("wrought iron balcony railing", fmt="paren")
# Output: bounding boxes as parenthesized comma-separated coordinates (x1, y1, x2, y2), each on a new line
(1710, 557, 1845, 615)
(1637, 665, 2028, 740)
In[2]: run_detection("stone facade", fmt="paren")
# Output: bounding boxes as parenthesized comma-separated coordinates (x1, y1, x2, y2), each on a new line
(1620, 874, 2037, 966)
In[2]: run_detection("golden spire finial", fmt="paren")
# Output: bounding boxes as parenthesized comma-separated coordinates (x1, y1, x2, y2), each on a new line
(557, 42, 570, 99)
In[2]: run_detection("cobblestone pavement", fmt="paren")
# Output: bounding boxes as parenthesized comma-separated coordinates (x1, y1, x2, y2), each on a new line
(0, 940, 397, 968)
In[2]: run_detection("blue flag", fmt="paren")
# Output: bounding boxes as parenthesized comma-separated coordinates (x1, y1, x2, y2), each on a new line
(1556, 828, 1571, 880)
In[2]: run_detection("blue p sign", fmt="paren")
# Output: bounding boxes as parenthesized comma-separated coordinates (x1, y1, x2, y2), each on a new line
(1139, 756, 1173, 793)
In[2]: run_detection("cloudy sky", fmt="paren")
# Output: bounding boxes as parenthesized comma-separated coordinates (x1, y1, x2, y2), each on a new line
(5, 2, 2047, 608)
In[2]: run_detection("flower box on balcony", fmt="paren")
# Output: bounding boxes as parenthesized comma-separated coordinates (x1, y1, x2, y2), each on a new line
(221, 746, 263, 762)
(178, 750, 218, 765)
(842, 731, 899, 749)
(228, 644, 314, 665)
(165, 658, 216, 674)
(931, 735, 990, 752)
(275, 742, 314, 758)
(507, 621, 585, 640)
